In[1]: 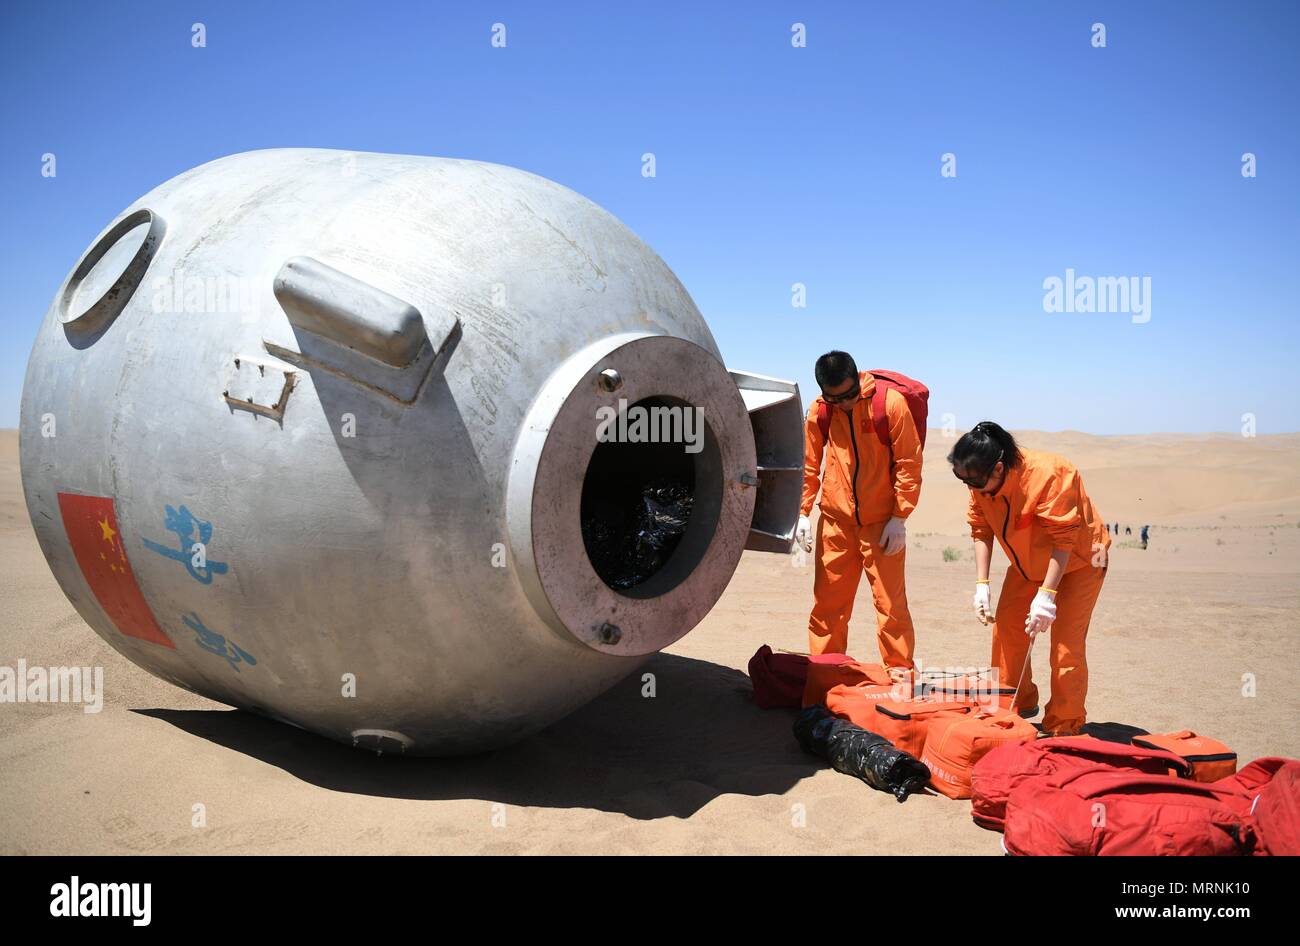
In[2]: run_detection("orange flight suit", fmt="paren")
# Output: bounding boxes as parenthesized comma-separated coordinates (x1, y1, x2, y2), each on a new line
(966, 449, 1111, 735)
(802, 373, 922, 668)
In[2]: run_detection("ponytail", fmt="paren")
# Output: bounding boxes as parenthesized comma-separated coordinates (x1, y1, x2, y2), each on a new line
(947, 421, 1023, 477)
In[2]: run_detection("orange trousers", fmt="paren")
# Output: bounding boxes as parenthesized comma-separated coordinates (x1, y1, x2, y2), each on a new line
(807, 513, 915, 669)
(992, 563, 1106, 735)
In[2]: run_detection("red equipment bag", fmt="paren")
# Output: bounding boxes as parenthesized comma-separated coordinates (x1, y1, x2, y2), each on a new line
(815, 370, 930, 449)
(748, 645, 850, 710)
(1003, 758, 1288, 856)
(1252, 759, 1300, 856)
(970, 736, 1192, 833)
(1131, 730, 1237, 782)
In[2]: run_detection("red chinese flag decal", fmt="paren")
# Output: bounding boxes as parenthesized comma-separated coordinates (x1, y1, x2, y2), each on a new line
(56, 492, 174, 648)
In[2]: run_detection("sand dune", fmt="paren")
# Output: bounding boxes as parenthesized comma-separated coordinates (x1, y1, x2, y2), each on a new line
(2, 427, 1297, 854)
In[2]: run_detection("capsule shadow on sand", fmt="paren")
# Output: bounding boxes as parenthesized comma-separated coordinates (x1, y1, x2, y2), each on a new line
(133, 652, 817, 819)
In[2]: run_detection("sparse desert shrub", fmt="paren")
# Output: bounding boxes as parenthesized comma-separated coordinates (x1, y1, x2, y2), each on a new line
(942, 546, 961, 562)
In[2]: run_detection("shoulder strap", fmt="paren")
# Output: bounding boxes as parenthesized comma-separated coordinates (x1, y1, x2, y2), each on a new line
(869, 377, 891, 449)
(816, 400, 830, 441)
(1061, 769, 1235, 801)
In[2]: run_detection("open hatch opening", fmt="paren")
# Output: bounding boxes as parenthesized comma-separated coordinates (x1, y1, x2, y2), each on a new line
(580, 396, 721, 597)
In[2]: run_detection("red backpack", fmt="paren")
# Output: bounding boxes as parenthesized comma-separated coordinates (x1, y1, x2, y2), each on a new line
(970, 736, 1192, 833)
(816, 370, 930, 449)
(1002, 758, 1288, 856)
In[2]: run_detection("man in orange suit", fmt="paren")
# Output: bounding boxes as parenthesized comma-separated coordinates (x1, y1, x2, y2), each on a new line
(797, 351, 922, 668)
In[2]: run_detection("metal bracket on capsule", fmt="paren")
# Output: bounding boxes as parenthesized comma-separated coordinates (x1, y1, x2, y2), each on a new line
(266, 256, 459, 404)
(730, 369, 803, 552)
(222, 355, 297, 423)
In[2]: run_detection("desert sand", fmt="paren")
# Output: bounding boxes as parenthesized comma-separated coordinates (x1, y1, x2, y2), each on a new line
(2, 427, 1298, 854)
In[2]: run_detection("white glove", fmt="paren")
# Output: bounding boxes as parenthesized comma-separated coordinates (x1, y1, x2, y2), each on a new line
(796, 515, 812, 552)
(973, 582, 992, 625)
(879, 516, 907, 556)
(1025, 588, 1058, 637)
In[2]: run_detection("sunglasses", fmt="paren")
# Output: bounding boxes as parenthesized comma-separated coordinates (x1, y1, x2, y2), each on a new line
(822, 380, 861, 404)
(953, 450, 1005, 489)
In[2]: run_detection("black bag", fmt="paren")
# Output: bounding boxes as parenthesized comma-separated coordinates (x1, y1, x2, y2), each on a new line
(794, 705, 931, 802)
(1079, 721, 1150, 745)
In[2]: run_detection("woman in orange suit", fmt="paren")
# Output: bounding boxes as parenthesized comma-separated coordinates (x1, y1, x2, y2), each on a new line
(948, 422, 1110, 737)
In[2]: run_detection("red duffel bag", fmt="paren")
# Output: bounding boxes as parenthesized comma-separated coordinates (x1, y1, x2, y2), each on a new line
(971, 736, 1192, 832)
(748, 646, 851, 709)
(1003, 758, 1288, 856)
(1221, 757, 1295, 856)
(1252, 759, 1300, 855)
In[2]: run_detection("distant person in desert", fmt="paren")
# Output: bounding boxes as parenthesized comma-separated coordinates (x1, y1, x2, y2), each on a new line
(948, 421, 1111, 737)
(1141, 525, 1149, 549)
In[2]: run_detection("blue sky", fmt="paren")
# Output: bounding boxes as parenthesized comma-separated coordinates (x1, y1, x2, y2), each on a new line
(1, 1, 1296, 432)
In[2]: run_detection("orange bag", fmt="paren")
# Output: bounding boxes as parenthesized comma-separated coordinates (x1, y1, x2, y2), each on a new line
(921, 709, 1038, 799)
(1131, 731, 1237, 782)
(803, 659, 896, 707)
(868, 697, 976, 758)
(824, 681, 912, 729)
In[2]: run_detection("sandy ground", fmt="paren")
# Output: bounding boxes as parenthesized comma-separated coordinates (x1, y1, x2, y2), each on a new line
(2, 427, 1298, 854)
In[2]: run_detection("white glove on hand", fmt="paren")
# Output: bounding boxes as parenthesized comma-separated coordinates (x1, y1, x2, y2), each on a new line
(1025, 588, 1058, 637)
(796, 515, 812, 552)
(879, 516, 907, 556)
(973, 583, 992, 625)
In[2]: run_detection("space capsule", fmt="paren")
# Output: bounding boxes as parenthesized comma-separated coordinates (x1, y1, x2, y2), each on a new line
(19, 149, 802, 754)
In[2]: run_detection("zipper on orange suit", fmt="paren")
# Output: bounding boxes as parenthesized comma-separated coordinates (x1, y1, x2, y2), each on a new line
(847, 408, 862, 525)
